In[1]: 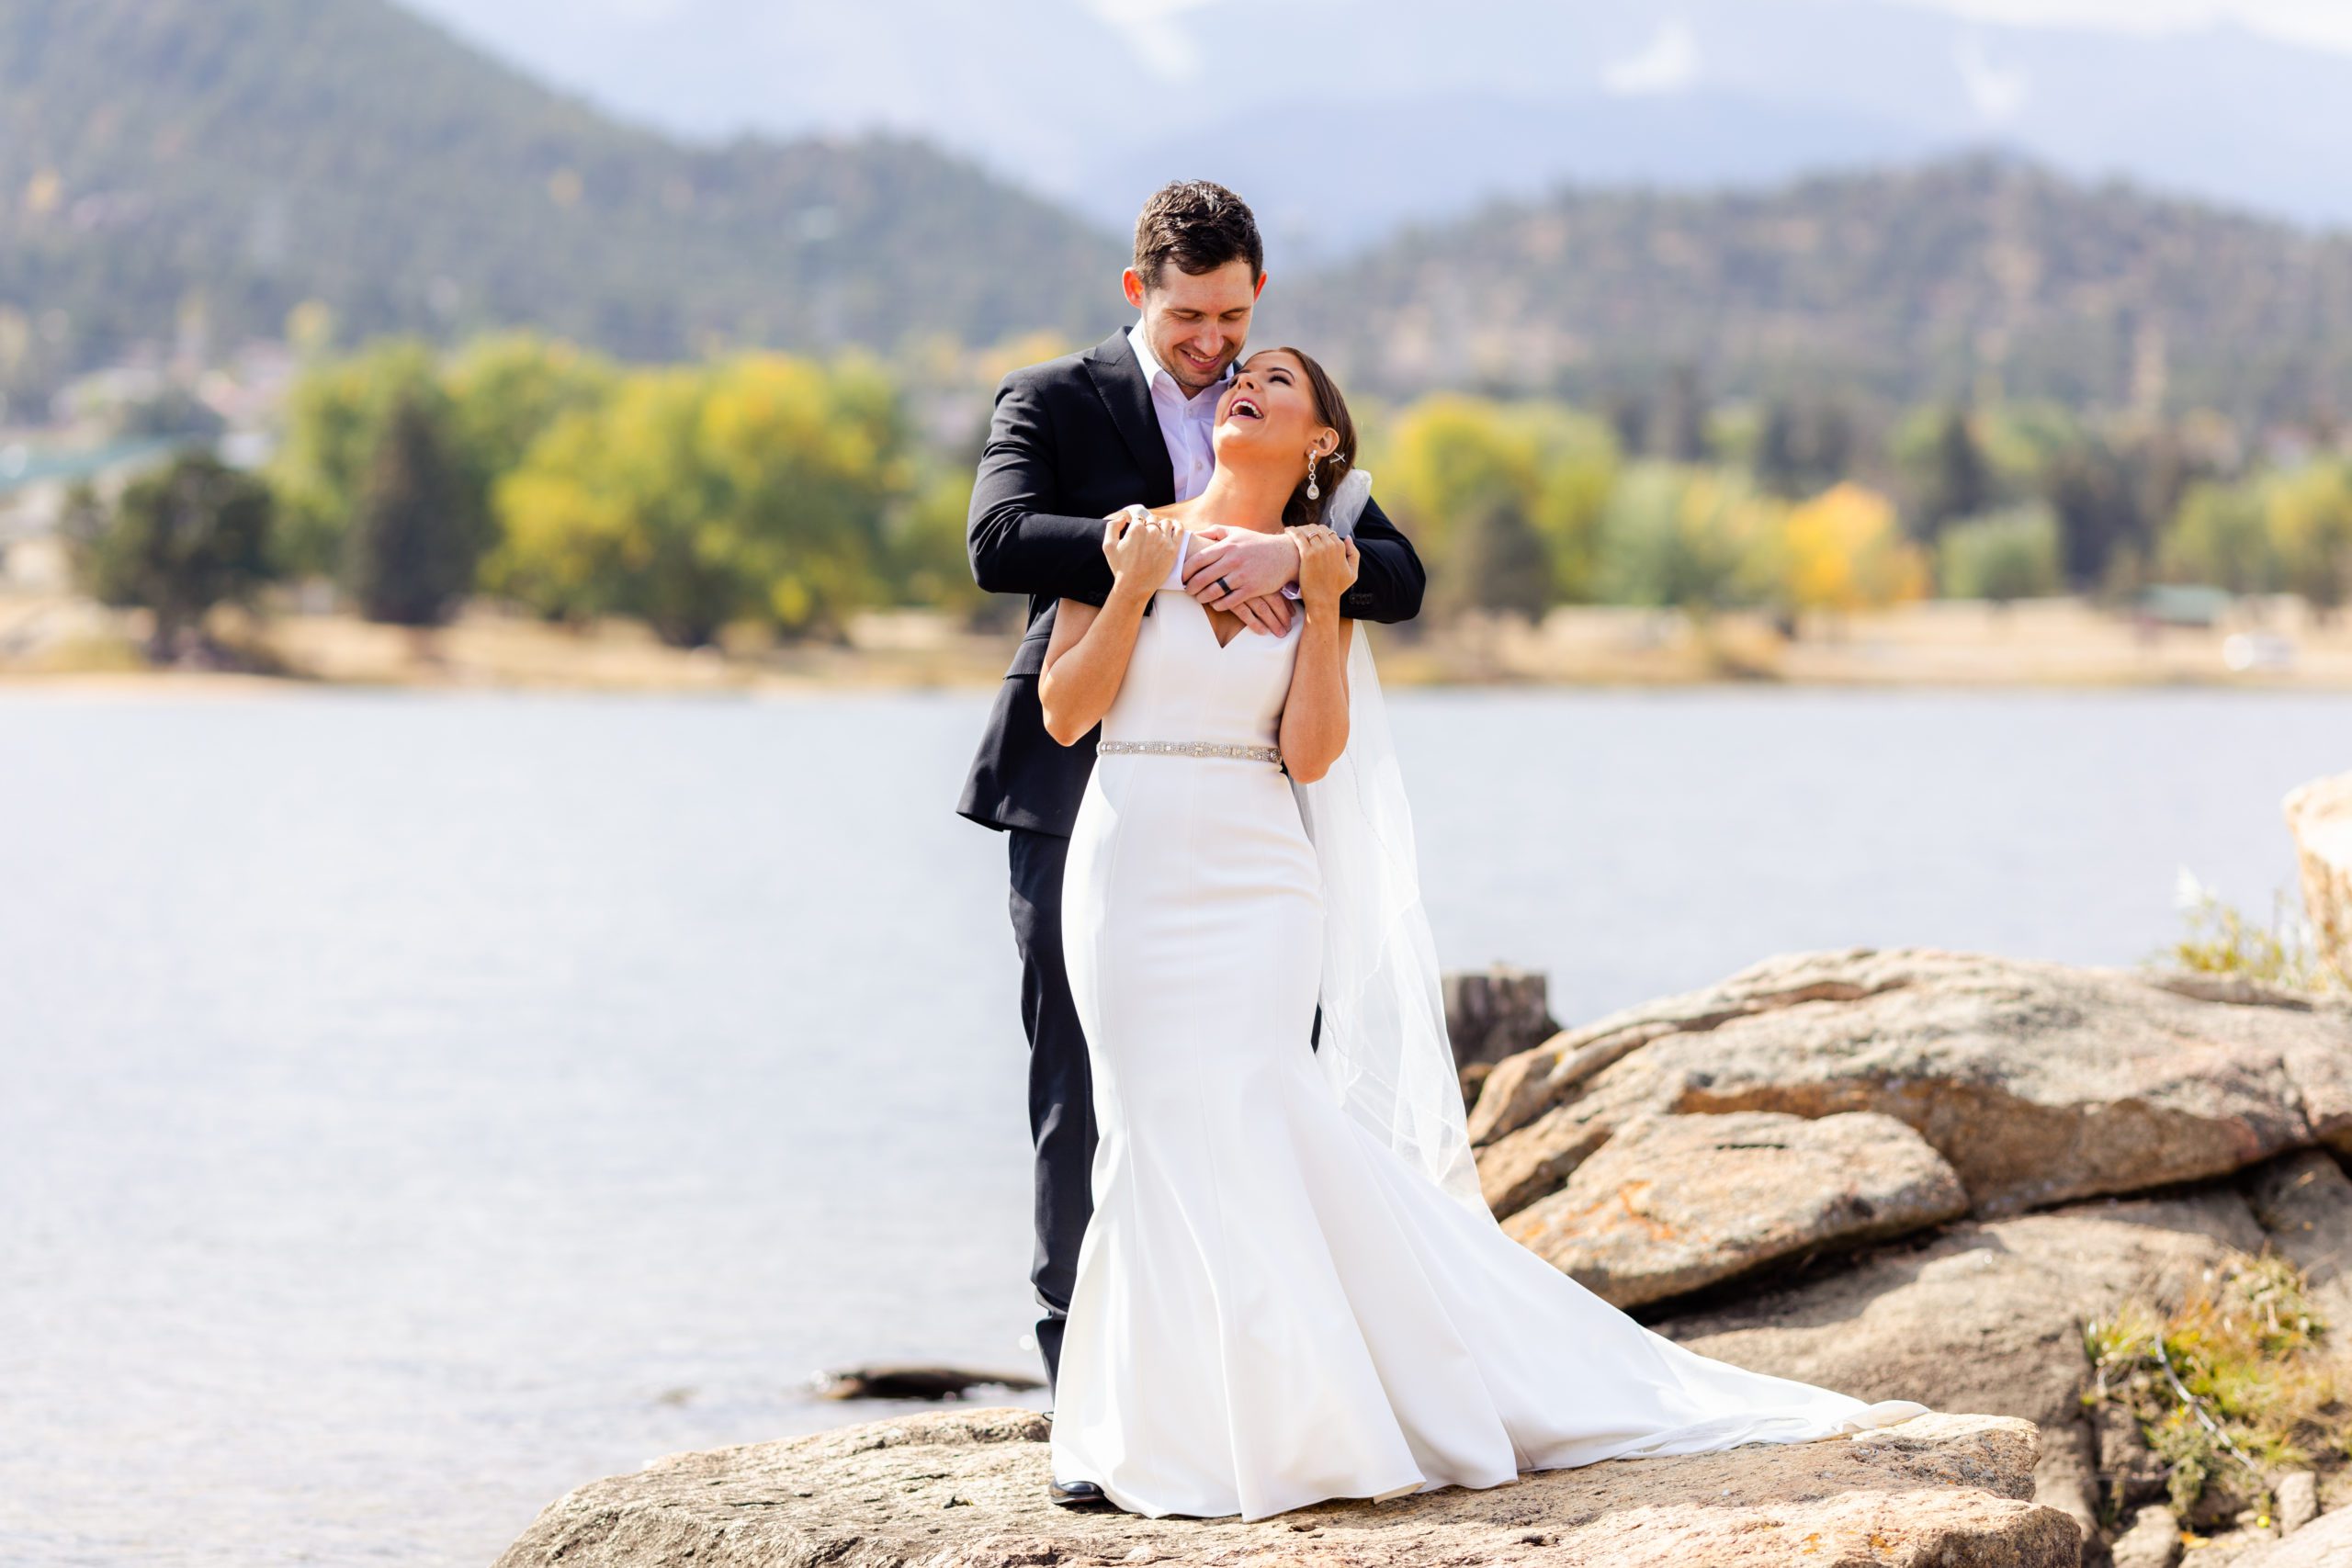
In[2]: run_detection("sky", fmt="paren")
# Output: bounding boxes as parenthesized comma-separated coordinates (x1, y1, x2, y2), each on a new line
(393, 0, 2352, 236)
(1884, 0, 2352, 51)
(540, 0, 2352, 56)
(1082, 0, 2352, 54)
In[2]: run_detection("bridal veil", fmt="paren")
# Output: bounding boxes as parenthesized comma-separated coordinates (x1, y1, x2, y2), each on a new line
(1292, 469, 1488, 1217)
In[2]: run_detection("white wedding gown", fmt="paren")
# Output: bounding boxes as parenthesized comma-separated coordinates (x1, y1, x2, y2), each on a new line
(1050, 565, 1927, 1522)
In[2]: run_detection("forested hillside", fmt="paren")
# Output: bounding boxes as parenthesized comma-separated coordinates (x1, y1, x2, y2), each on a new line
(9, 0, 2352, 431)
(0, 0, 1123, 409)
(1277, 157, 2352, 423)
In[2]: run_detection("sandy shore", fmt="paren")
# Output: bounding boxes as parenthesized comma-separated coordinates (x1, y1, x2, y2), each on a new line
(3, 592, 2346, 694)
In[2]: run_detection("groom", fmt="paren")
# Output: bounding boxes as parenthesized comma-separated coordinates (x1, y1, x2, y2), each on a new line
(956, 178, 1427, 1423)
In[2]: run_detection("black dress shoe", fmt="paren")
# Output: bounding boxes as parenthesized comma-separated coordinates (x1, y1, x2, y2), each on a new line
(1048, 1477, 1114, 1510)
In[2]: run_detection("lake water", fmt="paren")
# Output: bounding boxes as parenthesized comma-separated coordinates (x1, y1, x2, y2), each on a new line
(3, 686, 2344, 1565)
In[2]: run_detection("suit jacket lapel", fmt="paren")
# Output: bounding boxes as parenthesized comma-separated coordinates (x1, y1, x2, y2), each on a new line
(1084, 331, 1177, 506)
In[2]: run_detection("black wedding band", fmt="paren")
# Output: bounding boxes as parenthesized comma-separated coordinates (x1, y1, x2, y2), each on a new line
(1216, 576, 1231, 595)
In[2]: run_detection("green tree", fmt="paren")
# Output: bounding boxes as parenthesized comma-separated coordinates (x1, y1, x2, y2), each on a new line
(443, 333, 618, 486)
(1521, 407, 1619, 603)
(1755, 400, 1802, 497)
(2160, 481, 2275, 592)
(70, 452, 277, 659)
(1376, 394, 1616, 612)
(345, 391, 484, 626)
(1595, 466, 1783, 613)
(267, 339, 444, 580)
(888, 468, 989, 620)
(1438, 496, 1551, 619)
(483, 382, 674, 628)
(696, 353, 910, 638)
(1656, 364, 1710, 463)
(2043, 438, 2150, 591)
(1753, 395, 1857, 500)
(2265, 462, 2352, 619)
(1914, 406, 1991, 538)
(488, 354, 909, 646)
(1937, 505, 2064, 604)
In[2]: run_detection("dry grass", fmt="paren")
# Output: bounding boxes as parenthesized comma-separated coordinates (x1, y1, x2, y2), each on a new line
(2085, 1253, 2346, 1527)
(2162, 874, 2349, 996)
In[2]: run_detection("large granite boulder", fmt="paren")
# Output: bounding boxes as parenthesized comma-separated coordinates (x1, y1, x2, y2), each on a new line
(1471, 949, 2352, 1224)
(1658, 1190, 2262, 1438)
(1654, 1189, 2267, 1549)
(2286, 771, 2352, 980)
(491, 1405, 2080, 1568)
(1499, 1110, 1967, 1308)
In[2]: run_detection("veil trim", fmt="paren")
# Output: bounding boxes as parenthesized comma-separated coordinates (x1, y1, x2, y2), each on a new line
(1294, 470, 1487, 1216)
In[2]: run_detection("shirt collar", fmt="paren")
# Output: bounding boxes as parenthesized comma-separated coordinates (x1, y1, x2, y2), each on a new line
(1127, 322, 1231, 409)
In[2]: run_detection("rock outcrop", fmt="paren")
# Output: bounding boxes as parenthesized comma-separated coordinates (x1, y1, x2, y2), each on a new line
(1658, 1190, 2266, 1537)
(2287, 771, 2352, 978)
(2221, 1505, 2352, 1567)
(500, 947, 2352, 1568)
(1498, 1110, 1967, 1307)
(492, 1405, 2081, 1568)
(1471, 949, 2352, 1234)
(2245, 1149, 2352, 1332)
(1457, 951, 2352, 1556)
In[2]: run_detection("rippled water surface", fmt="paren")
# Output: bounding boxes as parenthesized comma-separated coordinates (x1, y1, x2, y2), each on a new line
(3, 686, 2343, 1564)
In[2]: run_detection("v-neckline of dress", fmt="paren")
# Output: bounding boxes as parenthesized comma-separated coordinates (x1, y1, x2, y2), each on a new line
(1197, 596, 1250, 651)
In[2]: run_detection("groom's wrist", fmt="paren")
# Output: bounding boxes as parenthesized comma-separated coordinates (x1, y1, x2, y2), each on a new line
(1272, 531, 1304, 599)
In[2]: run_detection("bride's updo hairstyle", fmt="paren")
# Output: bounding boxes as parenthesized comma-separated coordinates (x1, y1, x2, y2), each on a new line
(1273, 347, 1358, 531)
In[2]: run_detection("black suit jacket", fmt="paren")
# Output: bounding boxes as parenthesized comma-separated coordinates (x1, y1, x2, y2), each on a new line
(956, 329, 1426, 836)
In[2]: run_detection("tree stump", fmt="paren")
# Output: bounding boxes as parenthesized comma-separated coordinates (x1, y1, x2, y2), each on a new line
(1442, 965, 1561, 1070)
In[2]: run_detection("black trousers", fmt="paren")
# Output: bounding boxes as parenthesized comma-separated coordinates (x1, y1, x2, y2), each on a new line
(1006, 827, 1093, 1398)
(1005, 824, 1319, 1402)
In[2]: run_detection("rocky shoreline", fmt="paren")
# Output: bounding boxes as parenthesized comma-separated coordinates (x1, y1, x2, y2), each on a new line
(493, 777, 2352, 1567)
(492, 1406, 2078, 1567)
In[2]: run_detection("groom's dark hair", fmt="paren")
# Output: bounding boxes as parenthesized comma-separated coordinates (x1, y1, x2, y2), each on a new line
(1133, 180, 1263, 289)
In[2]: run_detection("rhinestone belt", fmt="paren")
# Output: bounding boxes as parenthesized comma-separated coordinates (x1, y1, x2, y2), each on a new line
(1097, 739, 1283, 766)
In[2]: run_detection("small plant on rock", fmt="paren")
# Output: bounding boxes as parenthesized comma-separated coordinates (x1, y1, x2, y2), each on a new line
(2083, 1252, 2339, 1527)
(2158, 871, 2346, 994)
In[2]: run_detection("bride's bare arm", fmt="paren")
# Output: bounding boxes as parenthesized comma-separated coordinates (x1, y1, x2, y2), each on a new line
(1039, 510, 1181, 745)
(1278, 527, 1359, 784)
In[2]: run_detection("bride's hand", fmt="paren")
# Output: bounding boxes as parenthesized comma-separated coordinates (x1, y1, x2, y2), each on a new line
(1102, 505, 1181, 592)
(1294, 525, 1358, 613)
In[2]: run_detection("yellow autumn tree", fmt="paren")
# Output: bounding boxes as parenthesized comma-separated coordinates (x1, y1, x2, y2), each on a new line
(488, 354, 909, 645)
(1780, 482, 1928, 624)
(1374, 394, 1616, 614)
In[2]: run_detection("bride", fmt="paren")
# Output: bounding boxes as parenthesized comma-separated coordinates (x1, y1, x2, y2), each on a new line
(1034, 346, 1927, 1522)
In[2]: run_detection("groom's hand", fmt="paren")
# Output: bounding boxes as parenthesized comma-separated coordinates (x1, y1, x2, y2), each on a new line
(1183, 526, 1298, 634)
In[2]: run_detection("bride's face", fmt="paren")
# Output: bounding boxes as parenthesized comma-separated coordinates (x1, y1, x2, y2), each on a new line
(1213, 352, 1335, 477)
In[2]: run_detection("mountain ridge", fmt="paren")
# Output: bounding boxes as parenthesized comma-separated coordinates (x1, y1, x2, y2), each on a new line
(1270, 153, 2352, 421)
(7, 0, 2352, 425)
(0, 0, 1125, 412)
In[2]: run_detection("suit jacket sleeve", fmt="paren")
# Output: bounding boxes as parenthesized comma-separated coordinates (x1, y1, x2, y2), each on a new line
(967, 375, 1116, 608)
(1340, 492, 1426, 625)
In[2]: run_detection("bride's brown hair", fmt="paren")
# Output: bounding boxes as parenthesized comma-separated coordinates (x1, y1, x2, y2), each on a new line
(1269, 347, 1357, 531)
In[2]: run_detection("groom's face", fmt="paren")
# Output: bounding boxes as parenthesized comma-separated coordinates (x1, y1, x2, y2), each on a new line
(1125, 259, 1264, 397)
